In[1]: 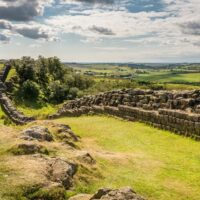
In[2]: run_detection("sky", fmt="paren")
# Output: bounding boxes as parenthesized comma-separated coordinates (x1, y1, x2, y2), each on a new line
(0, 0, 200, 63)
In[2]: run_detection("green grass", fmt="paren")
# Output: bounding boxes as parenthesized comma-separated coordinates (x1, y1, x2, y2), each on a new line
(7, 68, 16, 80)
(17, 103, 57, 119)
(0, 63, 4, 69)
(0, 63, 16, 80)
(74, 65, 134, 77)
(136, 71, 200, 83)
(55, 115, 200, 200)
(165, 83, 200, 90)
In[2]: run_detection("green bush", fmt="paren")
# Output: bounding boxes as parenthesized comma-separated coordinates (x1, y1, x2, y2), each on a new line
(48, 80, 69, 103)
(21, 80, 40, 100)
(68, 87, 79, 99)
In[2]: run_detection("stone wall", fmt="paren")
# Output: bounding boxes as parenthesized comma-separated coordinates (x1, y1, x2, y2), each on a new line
(0, 93, 34, 124)
(0, 64, 35, 124)
(50, 89, 200, 140)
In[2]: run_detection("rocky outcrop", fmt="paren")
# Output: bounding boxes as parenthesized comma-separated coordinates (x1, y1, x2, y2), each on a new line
(22, 126, 53, 141)
(47, 157, 77, 189)
(50, 89, 200, 140)
(52, 124, 79, 142)
(10, 142, 49, 155)
(69, 187, 146, 200)
(4, 122, 88, 199)
(75, 151, 96, 165)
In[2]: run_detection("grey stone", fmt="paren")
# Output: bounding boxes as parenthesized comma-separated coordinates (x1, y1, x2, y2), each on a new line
(22, 126, 53, 142)
(47, 158, 77, 189)
(10, 142, 48, 155)
(91, 187, 146, 200)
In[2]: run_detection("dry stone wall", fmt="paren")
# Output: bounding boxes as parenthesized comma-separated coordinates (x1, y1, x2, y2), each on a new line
(50, 89, 200, 140)
(0, 64, 34, 124)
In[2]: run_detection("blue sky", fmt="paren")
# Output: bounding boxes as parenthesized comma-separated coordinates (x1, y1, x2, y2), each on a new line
(0, 0, 200, 62)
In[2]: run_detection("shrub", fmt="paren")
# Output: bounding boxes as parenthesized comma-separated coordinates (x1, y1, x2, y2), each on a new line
(68, 87, 79, 99)
(48, 80, 69, 103)
(21, 80, 40, 100)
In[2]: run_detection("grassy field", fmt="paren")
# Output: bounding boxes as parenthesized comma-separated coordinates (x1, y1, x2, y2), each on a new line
(0, 63, 4, 71)
(55, 115, 200, 200)
(17, 103, 58, 119)
(134, 71, 200, 83)
(0, 111, 200, 199)
(73, 65, 134, 78)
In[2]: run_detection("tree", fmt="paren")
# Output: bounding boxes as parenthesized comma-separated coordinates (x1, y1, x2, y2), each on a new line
(14, 57, 36, 84)
(21, 80, 40, 100)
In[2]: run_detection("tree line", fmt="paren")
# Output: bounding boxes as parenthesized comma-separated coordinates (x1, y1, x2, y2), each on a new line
(10, 56, 94, 103)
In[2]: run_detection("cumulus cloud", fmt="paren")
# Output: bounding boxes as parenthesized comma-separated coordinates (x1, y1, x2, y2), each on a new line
(62, 0, 114, 4)
(0, 20, 11, 29)
(0, 0, 200, 61)
(95, 46, 127, 51)
(0, 33, 10, 43)
(89, 25, 115, 35)
(45, 0, 200, 50)
(180, 21, 200, 36)
(46, 10, 170, 39)
(14, 25, 53, 40)
(0, 0, 53, 21)
(0, 20, 56, 40)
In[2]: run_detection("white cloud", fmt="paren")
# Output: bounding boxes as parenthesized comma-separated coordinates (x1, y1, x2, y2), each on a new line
(0, 0, 53, 21)
(0, 0, 200, 61)
(46, 10, 170, 38)
(0, 20, 57, 41)
(94, 46, 127, 51)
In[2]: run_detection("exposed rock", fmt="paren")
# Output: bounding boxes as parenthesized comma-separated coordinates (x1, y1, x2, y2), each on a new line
(23, 182, 66, 200)
(91, 187, 146, 200)
(69, 194, 92, 200)
(91, 188, 112, 199)
(75, 151, 96, 165)
(47, 158, 77, 189)
(22, 126, 53, 142)
(69, 187, 146, 200)
(10, 142, 49, 155)
(196, 105, 200, 114)
(53, 124, 79, 142)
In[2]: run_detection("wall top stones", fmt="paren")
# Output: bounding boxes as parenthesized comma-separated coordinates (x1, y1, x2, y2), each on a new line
(59, 89, 200, 115)
(49, 89, 200, 140)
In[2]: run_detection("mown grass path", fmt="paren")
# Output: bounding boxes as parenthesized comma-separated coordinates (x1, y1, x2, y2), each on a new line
(56, 115, 200, 200)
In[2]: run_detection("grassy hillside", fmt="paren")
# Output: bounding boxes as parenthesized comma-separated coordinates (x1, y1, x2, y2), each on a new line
(55, 116, 200, 200)
(0, 114, 200, 199)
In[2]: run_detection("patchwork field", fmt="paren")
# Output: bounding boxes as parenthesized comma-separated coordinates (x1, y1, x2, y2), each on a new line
(68, 63, 200, 91)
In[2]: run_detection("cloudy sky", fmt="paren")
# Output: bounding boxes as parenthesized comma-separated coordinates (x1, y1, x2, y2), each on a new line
(0, 0, 200, 62)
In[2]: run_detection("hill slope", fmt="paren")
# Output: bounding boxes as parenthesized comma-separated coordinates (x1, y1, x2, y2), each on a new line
(0, 116, 200, 200)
